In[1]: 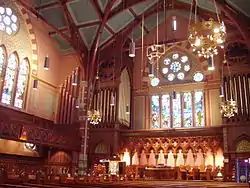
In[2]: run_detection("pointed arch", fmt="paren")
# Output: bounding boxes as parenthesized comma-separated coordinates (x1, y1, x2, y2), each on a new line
(0, 45, 7, 76)
(14, 58, 30, 108)
(1, 52, 19, 105)
(0, 46, 7, 93)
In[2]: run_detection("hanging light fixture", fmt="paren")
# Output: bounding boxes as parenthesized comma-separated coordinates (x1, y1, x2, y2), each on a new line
(88, 110, 102, 125)
(149, 3, 160, 87)
(150, 77, 160, 87)
(76, 98, 80, 108)
(88, 50, 102, 125)
(110, 94, 115, 106)
(208, 55, 215, 71)
(148, 64, 154, 78)
(129, 20, 136, 57)
(219, 86, 224, 98)
(220, 56, 237, 118)
(44, 55, 49, 70)
(72, 73, 78, 86)
(188, 0, 226, 58)
(126, 104, 130, 114)
(129, 39, 135, 57)
(33, 79, 38, 89)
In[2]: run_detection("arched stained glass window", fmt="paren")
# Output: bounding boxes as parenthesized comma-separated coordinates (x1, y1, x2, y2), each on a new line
(0, 46, 6, 78)
(14, 58, 29, 108)
(1, 53, 18, 105)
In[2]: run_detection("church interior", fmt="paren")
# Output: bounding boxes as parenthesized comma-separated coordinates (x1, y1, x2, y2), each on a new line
(0, 0, 249, 187)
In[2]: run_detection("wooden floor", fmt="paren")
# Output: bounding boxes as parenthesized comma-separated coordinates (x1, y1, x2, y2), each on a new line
(0, 181, 249, 188)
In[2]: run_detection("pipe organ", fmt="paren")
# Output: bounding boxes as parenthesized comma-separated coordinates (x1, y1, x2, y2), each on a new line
(93, 88, 118, 124)
(223, 74, 250, 119)
(57, 68, 80, 124)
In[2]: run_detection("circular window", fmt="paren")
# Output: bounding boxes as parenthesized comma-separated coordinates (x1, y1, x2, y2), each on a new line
(161, 52, 191, 81)
(0, 7, 19, 35)
(193, 72, 204, 82)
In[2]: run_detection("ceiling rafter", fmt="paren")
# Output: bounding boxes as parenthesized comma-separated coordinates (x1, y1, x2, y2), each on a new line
(108, 0, 152, 21)
(49, 27, 68, 35)
(100, 0, 168, 50)
(100, 0, 249, 51)
(56, 0, 88, 56)
(128, 7, 149, 35)
(88, 0, 118, 78)
(16, 0, 73, 47)
(90, 0, 115, 37)
(86, 0, 117, 111)
(35, 2, 59, 11)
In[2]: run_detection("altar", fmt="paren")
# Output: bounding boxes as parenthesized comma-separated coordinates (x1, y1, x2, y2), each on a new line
(144, 167, 175, 180)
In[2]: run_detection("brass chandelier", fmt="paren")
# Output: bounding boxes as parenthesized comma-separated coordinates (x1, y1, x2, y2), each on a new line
(188, 0, 226, 58)
(219, 57, 237, 118)
(87, 109, 102, 125)
(220, 99, 237, 118)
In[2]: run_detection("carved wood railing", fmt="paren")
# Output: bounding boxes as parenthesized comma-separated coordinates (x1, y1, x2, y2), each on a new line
(0, 105, 80, 150)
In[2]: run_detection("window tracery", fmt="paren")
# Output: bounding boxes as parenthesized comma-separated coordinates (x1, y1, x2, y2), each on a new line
(161, 52, 204, 82)
(162, 53, 190, 82)
(0, 7, 19, 35)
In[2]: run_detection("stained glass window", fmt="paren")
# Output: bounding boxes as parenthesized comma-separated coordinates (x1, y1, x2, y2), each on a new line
(0, 7, 19, 35)
(194, 91, 205, 127)
(161, 52, 191, 81)
(183, 92, 193, 127)
(151, 95, 160, 129)
(161, 95, 170, 128)
(193, 72, 204, 82)
(0, 46, 5, 78)
(14, 59, 29, 108)
(1, 53, 18, 105)
(151, 91, 205, 129)
(172, 93, 181, 128)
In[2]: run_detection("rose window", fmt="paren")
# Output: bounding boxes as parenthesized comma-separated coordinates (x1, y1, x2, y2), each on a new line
(162, 53, 191, 81)
(0, 7, 19, 35)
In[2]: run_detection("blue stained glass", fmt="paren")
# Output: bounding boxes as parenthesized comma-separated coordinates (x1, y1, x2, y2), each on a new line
(183, 92, 193, 127)
(170, 61, 181, 72)
(161, 94, 170, 128)
(151, 95, 160, 129)
(194, 91, 205, 126)
(172, 93, 181, 128)
(14, 59, 29, 108)
(1, 54, 17, 105)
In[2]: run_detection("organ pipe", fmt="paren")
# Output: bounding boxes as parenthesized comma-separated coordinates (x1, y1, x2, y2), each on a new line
(223, 74, 250, 119)
(92, 88, 118, 124)
(57, 68, 80, 124)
